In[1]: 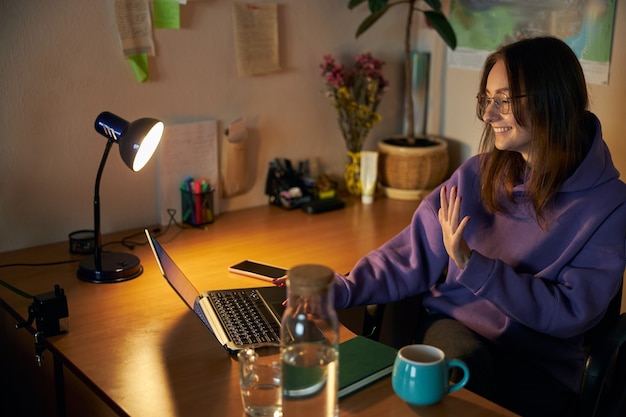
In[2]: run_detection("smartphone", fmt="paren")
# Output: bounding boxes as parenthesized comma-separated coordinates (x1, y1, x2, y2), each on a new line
(228, 260, 288, 282)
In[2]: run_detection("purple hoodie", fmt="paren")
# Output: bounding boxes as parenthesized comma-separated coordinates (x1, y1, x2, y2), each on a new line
(334, 114, 626, 392)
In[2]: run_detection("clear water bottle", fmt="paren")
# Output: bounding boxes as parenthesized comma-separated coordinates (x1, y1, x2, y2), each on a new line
(280, 264, 339, 417)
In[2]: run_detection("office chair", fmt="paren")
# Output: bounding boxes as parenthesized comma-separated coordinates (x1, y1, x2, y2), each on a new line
(579, 283, 626, 417)
(362, 283, 626, 417)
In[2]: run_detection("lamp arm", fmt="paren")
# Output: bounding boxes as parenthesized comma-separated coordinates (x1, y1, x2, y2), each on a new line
(93, 140, 114, 270)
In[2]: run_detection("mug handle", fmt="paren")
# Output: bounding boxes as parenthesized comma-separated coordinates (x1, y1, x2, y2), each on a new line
(447, 359, 470, 393)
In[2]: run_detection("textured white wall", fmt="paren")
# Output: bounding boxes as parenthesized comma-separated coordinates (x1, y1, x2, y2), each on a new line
(0, 1, 624, 253)
(0, 0, 411, 252)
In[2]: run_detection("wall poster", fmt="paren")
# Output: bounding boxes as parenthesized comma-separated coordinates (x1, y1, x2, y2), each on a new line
(447, 0, 617, 85)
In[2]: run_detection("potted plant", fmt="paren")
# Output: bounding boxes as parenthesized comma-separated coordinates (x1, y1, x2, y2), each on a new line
(348, 0, 457, 199)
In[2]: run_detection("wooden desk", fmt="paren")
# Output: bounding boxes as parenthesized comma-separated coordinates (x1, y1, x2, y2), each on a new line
(0, 199, 518, 416)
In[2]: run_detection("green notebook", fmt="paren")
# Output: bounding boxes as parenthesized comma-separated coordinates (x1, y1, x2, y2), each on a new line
(338, 336, 398, 398)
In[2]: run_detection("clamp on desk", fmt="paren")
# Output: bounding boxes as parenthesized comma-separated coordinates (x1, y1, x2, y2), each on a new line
(16, 285, 69, 365)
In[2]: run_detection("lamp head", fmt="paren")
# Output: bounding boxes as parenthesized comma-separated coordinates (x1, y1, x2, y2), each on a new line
(94, 111, 164, 172)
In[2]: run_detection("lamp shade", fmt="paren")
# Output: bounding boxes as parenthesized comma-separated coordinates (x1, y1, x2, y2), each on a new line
(124, 119, 164, 171)
(94, 111, 164, 172)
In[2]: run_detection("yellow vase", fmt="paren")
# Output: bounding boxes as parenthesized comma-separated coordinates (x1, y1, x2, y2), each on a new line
(344, 151, 361, 196)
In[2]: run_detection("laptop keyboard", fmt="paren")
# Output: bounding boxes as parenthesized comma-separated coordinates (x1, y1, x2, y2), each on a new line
(208, 289, 281, 346)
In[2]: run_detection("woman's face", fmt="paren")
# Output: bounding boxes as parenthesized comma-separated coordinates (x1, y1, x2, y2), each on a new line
(483, 59, 532, 161)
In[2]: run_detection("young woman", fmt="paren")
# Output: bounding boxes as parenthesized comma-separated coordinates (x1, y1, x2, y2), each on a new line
(327, 37, 625, 416)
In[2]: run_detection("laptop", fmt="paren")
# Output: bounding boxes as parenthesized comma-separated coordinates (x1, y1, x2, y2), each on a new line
(145, 229, 287, 353)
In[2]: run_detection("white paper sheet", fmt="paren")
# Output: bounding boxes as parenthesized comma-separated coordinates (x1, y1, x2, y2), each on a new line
(158, 120, 220, 225)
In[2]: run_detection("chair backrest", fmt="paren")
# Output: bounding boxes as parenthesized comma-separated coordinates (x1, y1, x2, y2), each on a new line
(584, 284, 623, 348)
(579, 281, 626, 417)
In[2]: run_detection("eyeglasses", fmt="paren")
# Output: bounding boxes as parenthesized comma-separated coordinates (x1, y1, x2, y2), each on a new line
(476, 92, 527, 115)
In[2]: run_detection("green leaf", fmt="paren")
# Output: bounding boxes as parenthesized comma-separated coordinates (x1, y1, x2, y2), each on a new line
(423, 0, 443, 12)
(367, 0, 388, 13)
(347, 0, 387, 12)
(348, 0, 367, 10)
(355, 5, 391, 37)
(424, 11, 457, 50)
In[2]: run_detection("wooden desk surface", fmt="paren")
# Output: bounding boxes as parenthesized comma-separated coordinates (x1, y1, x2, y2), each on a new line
(0, 199, 518, 416)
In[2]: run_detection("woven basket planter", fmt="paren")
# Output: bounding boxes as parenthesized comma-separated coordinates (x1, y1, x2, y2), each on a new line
(378, 136, 449, 199)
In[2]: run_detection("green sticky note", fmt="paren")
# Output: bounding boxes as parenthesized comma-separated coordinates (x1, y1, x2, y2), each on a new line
(153, 0, 181, 29)
(128, 54, 149, 83)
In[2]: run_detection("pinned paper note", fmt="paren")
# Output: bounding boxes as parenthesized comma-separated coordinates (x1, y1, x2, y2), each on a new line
(152, 0, 181, 29)
(128, 54, 149, 82)
(232, 3, 280, 76)
(114, 0, 155, 57)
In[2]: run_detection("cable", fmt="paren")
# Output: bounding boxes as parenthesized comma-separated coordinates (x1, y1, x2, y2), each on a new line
(101, 208, 200, 250)
(0, 208, 201, 269)
(0, 279, 34, 299)
(0, 260, 79, 299)
(0, 259, 80, 268)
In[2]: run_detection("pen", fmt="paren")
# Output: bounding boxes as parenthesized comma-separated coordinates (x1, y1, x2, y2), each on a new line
(181, 178, 194, 223)
(194, 180, 202, 225)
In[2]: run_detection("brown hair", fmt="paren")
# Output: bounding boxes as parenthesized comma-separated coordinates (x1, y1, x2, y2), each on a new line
(477, 36, 592, 227)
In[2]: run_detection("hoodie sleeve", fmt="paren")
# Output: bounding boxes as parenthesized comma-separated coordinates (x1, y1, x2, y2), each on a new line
(333, 190, 450, 309)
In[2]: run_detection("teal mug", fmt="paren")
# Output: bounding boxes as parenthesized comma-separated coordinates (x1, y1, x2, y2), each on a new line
(392, 344, 470, 406)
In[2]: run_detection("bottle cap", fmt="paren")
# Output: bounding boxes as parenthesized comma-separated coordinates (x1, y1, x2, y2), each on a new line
(287, 264, 334, 296)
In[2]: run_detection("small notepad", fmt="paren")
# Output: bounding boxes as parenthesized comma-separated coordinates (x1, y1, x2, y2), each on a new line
(338, 336, 398, 398)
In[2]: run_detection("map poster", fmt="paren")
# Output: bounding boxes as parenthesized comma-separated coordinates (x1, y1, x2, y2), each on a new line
(446, 0, 617, 85)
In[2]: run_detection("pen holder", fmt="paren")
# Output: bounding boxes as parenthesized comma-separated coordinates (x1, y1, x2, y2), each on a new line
(181, 189, 214, 226)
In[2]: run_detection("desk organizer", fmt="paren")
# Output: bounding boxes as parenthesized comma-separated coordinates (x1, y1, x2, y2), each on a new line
(68, 230, 95, 254)
(181, 189, 214, 226)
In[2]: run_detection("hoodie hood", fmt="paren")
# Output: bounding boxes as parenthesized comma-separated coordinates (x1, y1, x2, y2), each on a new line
(559, 113, 621, 193)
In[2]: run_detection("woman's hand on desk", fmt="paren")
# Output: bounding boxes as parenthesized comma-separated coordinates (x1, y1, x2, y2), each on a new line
(272, 277, 286, 288)
(272, 277, 288, 306)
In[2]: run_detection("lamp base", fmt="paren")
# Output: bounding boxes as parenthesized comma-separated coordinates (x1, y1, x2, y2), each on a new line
(77, 252, 143, 283)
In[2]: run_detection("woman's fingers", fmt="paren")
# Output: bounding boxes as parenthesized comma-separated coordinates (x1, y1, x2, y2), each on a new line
(440, 185, 462, 230)
(439, 185, 472, 269)
(439, 186, 449, 220)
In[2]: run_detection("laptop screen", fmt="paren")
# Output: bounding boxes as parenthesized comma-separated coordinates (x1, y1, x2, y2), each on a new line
(146, 230, 200, 311)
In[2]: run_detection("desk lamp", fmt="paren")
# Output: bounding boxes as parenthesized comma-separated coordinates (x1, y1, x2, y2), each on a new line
(77, 111, 164, 283)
